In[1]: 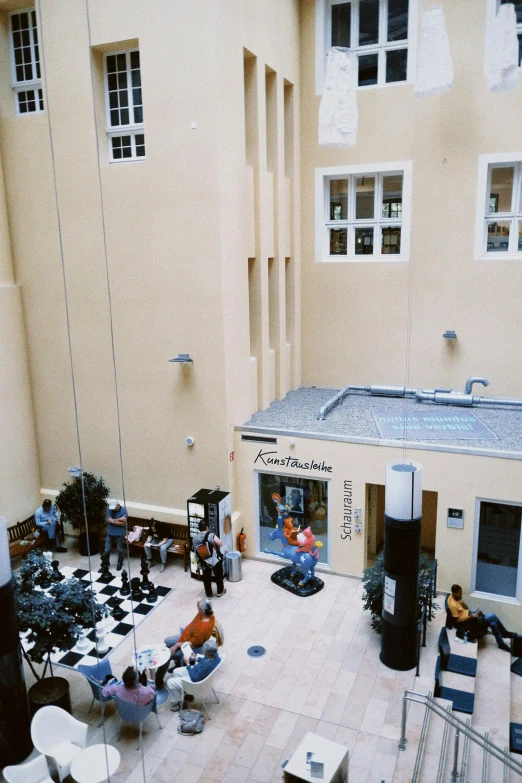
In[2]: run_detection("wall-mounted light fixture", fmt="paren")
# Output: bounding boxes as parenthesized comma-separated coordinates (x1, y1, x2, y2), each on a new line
(443, 330, 457, 340)
(169, 353, 193, 363)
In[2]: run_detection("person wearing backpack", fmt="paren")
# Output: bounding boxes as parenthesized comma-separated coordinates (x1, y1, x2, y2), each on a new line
(167, 638, 221, 711)
(193, 519, 226, 598)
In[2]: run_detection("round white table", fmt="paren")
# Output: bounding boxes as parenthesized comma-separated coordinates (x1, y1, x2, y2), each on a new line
(70, 744, 120, 783)
(132, 644, 170, 672)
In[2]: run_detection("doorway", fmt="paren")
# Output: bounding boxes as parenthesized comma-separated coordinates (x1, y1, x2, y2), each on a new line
(365, 483, 438, 567)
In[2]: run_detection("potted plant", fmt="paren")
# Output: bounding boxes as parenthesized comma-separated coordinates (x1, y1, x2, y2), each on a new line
(362, 552, 438, 634)
(15, 552, 108, 713)
(55, 470, 110, 556)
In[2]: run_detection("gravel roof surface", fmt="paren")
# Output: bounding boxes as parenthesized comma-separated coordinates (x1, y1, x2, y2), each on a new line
(241, 387, 522, 458)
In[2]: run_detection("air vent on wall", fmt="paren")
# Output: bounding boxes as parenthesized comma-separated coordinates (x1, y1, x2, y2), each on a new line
(241, 434, 278, 444)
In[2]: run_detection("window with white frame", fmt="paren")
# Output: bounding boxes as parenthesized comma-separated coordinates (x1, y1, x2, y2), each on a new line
(105, 50, 145, 162)
(9, 9, 44, 115)
(327, 0, 409, 87)
(478, 160, 522, 256)
(316, 162, 412, 261)
(499, 0, 522, 65)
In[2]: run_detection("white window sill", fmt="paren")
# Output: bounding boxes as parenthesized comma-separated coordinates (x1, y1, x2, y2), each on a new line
(470, 590, 520, 606)
(108, 157, 147, 165)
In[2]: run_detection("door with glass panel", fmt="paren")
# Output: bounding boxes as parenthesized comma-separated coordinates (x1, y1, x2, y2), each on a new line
(473, 499, 522, 599)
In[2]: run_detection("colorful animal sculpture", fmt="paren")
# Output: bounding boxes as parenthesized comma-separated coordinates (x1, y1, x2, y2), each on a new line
(265, 495, 323, 586)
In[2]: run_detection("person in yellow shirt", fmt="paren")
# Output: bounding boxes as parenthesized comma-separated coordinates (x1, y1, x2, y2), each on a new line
(448, 584, 514, 652)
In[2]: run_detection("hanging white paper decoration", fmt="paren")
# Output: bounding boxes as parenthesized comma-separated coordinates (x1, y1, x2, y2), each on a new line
(415, 6, 454, 98)
(319, 47, 358, 147)
(487, 2, 519, 93)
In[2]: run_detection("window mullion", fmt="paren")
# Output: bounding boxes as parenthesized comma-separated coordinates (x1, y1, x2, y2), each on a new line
(352, 1, 359, 49)
(126, 52, 134, 126)
(380, 0, 388, 45)
(28, 13, 37, 83)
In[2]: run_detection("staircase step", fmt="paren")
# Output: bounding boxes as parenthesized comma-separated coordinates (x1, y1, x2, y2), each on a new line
(392, 697, 453, 783)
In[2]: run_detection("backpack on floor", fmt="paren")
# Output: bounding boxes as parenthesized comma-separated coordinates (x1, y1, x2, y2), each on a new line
(178, 709, 205, 735)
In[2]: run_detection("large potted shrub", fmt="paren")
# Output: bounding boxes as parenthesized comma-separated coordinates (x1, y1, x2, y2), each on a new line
(55, 470, 110, 556)
(16, 552, 108, 714)
(362, 552, 438, 634)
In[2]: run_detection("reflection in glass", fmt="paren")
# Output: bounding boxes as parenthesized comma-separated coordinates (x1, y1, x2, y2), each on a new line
(358, 53, 378, 86)
(486, 220, 510, 252)
(330, 179, 348, 221)
(475, 500, 521, 598)
(382, 226, 401, 254)
(332, 2, 351, 47)
(359, 0, 379, 46)
(386, 49, 407, 83)
(330, 228, 348, 255)
(382, 175, 403, 218)
(355, 227, 374, 255)
(490, 167, 514, 212)
(387, 0, 409, 41)
(355, 177, 375, 219)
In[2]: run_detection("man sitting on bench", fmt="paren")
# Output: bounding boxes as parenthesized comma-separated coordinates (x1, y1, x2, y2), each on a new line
(448, 584, 514, 652)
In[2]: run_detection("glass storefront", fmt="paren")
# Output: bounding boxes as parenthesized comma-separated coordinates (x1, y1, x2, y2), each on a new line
(257, 472, 329, 564)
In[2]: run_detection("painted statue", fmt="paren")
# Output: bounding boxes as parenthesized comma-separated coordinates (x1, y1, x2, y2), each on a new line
(264, 494, 323, 586)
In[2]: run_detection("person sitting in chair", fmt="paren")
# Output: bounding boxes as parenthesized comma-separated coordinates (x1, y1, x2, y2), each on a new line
(155, 598, 216, 686)
(102, 666, 156, 705)
(167, 638, 221, 712)
(144, 519, 173, 573)
(448, 584, 515, 652)
(35, 499, 67, 553)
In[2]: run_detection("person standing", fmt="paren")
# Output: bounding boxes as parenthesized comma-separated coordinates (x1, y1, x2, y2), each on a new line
(144, 519, 173, 573)
(193, 519, 226, 598)
(35, 499, 67, 552)
(104, 501, 128, 571)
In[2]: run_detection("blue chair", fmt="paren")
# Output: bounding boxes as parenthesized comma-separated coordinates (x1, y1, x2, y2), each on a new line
(434, 655, 474, 715)
(113, 694, 162, 750)
(438, 627, 477, 677)
(78, 659, 114, 725)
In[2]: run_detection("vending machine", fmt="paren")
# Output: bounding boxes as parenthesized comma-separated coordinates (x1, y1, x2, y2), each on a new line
(187, 488, 232, 581)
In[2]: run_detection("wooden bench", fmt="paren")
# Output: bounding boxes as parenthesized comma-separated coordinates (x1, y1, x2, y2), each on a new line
(126, 517, 190, 571)
(8, 516, 47, 559)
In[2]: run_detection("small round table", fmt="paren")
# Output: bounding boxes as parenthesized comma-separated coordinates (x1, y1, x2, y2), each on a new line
(70, 744, 120, 783)
(132, 644, 170, 673)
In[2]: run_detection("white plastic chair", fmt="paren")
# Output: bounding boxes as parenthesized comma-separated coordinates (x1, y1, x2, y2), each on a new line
(30, 706, 88, 782)
(180, 654, 225, 719)
(3, 753, 53, 783)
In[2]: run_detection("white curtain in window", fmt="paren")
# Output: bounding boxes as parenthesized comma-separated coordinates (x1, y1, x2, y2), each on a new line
(414, 6, 453, 97)
(487, 2, 519, 93)
(319, 47, 358, 147)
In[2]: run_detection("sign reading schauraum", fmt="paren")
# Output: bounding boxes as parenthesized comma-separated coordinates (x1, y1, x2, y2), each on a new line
(253, 450, 333, 472)
(371, 410, 498, 440)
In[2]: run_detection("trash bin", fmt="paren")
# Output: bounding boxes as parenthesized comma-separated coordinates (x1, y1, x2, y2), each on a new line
(226, 551, 243, 582)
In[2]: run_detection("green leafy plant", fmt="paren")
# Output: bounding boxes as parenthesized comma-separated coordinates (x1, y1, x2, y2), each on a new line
(15, 551, 108, 680)
(55, 471, 110, 534)
(362, 552, 438, 634)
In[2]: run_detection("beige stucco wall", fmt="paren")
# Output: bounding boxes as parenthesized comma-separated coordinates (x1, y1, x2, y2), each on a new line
(0, 0, 300, 523)
(300, 0, 522, 397)
(234, 431, 522, 628)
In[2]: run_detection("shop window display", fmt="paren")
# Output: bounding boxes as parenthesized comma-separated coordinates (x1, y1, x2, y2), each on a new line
(257, 473, 329, 564)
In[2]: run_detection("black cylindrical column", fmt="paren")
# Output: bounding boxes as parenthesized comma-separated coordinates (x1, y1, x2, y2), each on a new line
(0, 516, 33, 765)
(380, 462, 423, 671)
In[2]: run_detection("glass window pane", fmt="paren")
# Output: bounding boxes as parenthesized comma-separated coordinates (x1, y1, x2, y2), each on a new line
(355, 227, 374, 255)
(382, 175, 403, 218)
(116, 53, 126, 70)
(106, 55, 116, 73)
(475, 501, 521, 598)
(382, 226, 401, 254)
(134, 106, 143, 124)
(331, 2, 351, 47)
(110, 109, 119, 126)
(11, 14, 20, 31)
(359, 0, 379, 46)
(386, 49, 407, 83)
(358, 53, 378, 86)
(108, 73, 117, 91)
(330, 179, 348, 220)
(486, 221, 511, 251)
(355, 176, 375, 219)
(130, 50, 140, 69)
(387, 0, 409, 41)
(120, 108, 129, 125)
(132, 69, 141, 88)
(490, 167, 514, 212)
(132, 88, 142, 107)
(518, 33, 522, 67)
(330, 228, 348, 255)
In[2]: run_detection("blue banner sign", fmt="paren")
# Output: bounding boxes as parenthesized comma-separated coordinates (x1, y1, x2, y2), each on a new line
(372, 409, 498, 440)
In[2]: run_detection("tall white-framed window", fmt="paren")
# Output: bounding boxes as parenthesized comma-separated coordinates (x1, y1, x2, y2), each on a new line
(471, 498, 522, 602)
(315, 161, 412, 262)
(9, 8, 44, 115)
(104, 50, 145, 162)
(485, 2, 522, 73)
(475, 153, 522, 259)
(315, 0, 418, 94)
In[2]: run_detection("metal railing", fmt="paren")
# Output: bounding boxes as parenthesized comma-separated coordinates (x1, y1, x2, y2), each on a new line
(415, 558, 438, 676)
(399, 690, 522, 781)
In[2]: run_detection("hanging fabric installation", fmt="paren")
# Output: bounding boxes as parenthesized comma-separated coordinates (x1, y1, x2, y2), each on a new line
(415, 6, 453, 97)
(319, 47, 357, 147)
(487, 2, 519, 93)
